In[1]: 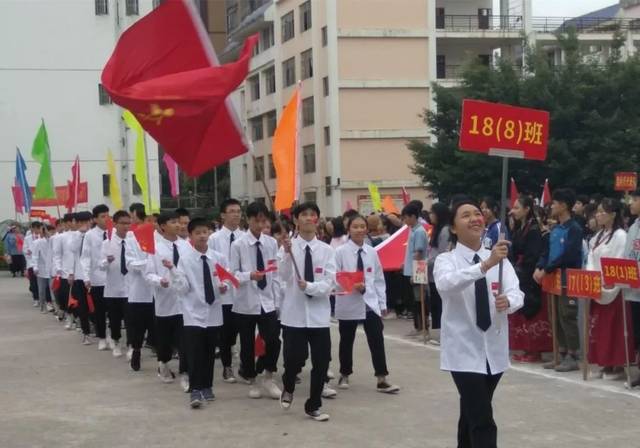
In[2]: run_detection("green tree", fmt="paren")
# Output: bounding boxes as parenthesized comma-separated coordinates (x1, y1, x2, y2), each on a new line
(408, 30, 640, 202)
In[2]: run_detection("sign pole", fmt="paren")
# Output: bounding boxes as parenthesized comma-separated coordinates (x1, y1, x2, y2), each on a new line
(420, 283, 428, 344)
(550, 293, 559, 366)
(622, 297, 632, 388)
(495, 156, 509, 334)
(582, 300, 590, 381)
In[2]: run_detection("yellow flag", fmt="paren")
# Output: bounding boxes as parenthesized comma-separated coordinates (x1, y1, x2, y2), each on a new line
(122, 110, 149, 211)
(368, 183, 382, 212)
(106, 150, 123, 210)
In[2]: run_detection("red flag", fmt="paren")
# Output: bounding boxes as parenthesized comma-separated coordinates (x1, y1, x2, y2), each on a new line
(51, 276, 61, 293)
(87, 292, 95, 314)
(336, 271, 365, 294)
(540, 178, 552, 206)
(101, 0, 258, 177)
(106, 218, 114, 240)
(375, 223, 432, 271)
(68, 294, 79, 309)
(65, 156, 80, 213)
(133, 222, 156, 254)
(401, 187, 410, 206)
(215, 263, 240, 288)
(509, 177, 519, 208)
(255, 335, 266, 357)
(12, 180, 24, 213)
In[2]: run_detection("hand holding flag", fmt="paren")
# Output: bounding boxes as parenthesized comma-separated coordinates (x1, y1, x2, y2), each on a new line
(215, 263, 240, 288)
(336, 271, 365, 295)
(133, 222, 155, 254)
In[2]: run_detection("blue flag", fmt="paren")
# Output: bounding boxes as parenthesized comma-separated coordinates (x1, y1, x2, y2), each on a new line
(16, 148, 32, 213)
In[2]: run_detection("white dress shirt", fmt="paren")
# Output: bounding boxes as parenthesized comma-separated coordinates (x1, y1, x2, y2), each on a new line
(434, 242, 524, 375)
(278, 236, 336, 328)
(586, 228, 627, 305)
(100, 234, 129, 298)
(208, 226, 245, 305)
(230, 231, 279, 315)
(80, 226, 108, 286)
(32, 237, 52, 279)
(172, 246, 227, 328)
(63, 231, 87, 280)
(61, 231, 77, 278)
(24, 233, 36, 269)
(334, 239, 387, 320)
(124, 234, 153, 303)
(145, 235, 191, 317)
(51, 232, 65, 278)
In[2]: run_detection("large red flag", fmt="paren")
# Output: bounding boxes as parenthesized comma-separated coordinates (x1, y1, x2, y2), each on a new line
(66, 156, 80, 212)
(101, 0, 258, 177)
(133, 222, 156, 254)
(509, 177, 519, 208)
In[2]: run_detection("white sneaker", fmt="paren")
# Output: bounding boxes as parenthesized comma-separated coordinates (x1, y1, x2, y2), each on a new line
(322, 384, 337, 399)
(107, 338, 115, 350)
(306, 409, 330, 422)
(82, 335, 92, 345)
(112, 343, 123, 358)
(248, 381, 262, 399)
(262, 375, 282, 400)
(64, 317, 73, 330)
(327, 369, 336, 380)
(98, 339, 108, 351)
(338, 375, 350, 390)
(126, 347, 134, 361)
(32, 301, 39, 307)
(46, 303, 55, 312)
(157, 362, 176, 383)
(180, 374, 190, 393)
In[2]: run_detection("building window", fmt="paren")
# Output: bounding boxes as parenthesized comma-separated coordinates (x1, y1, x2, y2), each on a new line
(132, 174, 142, 195)
(302, 97, 314, 127)
(300, 1, 312, 32)
(281, 11, 294, 42)
(249, 75, 260, 101)
(254, 156, 265, 182)
(265, 110, 277, 137)
(282, 57, 296, 88)
(323, 76, 329, 96)
(125, 0, 139, 15)
(250, 116, 263, 141)
(304, 191, 317, 203)
(303, 145, 316, 173)
(268, 154, 276, 179)
(227, 5, 238, 32)
(322, 26, 328, 46)
(300, 49, 313, 80)
(324, 126, 330, 146)
(102, 174, 110, 196)
(95, 0, 108, 15)
(264, 66, 276, 95)
(98, 84, 112, 105)
(261, 25, 274, 50)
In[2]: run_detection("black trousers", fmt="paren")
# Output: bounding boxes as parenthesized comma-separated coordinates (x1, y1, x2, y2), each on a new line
(428, 282, 443, 330)
(183, 326, 220, 391)
(28, 268, 39, 300)
(127, 302, 155, 350)
(90, 286, 107, 339)
(339, 311, 389, 377)
(236, 309, 280, 378)
(72, 280, 91, 335)
(55, 278, 70, 312)
(155, 314, 187, 373)
(107, 297, 127, 343)
(220, 304, 239, 368)
(10, 254, 25, 275)
(450, 367, 503, 448)
(281, 326, 331, 413)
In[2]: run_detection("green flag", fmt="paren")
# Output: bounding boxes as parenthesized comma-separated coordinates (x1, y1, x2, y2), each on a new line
(31, 121, 56, 199)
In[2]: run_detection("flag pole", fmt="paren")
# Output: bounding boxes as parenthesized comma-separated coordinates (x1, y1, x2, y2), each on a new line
(143, 133, 152, 213)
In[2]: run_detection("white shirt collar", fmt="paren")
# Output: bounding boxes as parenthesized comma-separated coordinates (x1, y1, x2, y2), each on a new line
(246, 231, 263, 245)
(295, 235, 318, 252)
(454, 242, 487, 264)
(346, 238, 367, 254)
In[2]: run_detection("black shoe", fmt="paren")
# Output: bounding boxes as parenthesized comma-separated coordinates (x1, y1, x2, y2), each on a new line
(130, 349, 141, 371)
(190, 390, 203, 409)
(376, 381, 400, 394)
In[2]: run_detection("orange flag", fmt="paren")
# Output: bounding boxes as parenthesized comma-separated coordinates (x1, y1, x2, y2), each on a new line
(382, 195, 399, 214)
(133, 222, 156, 254)
(272, 86, 300, 211)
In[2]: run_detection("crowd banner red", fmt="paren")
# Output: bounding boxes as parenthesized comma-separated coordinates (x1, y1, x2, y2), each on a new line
(600, 257, 640, 289)
(614, 172, 638, 192)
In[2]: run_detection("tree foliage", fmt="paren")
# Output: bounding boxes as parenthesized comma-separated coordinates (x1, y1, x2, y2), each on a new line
(408, 30, 640, 202)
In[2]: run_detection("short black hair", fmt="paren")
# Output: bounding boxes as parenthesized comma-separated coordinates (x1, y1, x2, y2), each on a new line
(345, 214, 367, 231)
(92, 204, 109, 218)
(220, 198, 241, 214)
(188, 217, 209, 234)
(129, 202, 146, 220)
(342, 209, 359, 221)
(401, 203, 421, 219)
(46, 224, 55, 232)
(157, 211, 179, 226)
(481, 196, 500, 216)
(246, 201, 270, 218)
(552, 188, 576, 210)
(62, 213, 74, 223)
(576, 194, 589, 205)
(112, 210, 130, 223)
(272, 220, 290, 236)
(75, 211, 93, 222)
(31, 221, 43, 229)
(175, 207, 190, 218)
(407, 200, 424, 212)
(331, 216, 347, 237)
(293, 201, 320, 218)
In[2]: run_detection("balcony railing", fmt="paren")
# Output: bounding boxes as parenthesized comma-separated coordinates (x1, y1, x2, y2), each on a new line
(437, 15, 523, 32)
(436, 64, 523, 80)
(532, 16, 640, 34)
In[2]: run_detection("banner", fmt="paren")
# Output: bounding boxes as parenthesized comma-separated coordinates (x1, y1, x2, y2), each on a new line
(459, 99, 550, 160)
(614, 172, 637, 192)
(15, 182, 89, 207)
(600, 257, 640, 288)
(541, 270, 562, 295)
(566, 269, 602, 300)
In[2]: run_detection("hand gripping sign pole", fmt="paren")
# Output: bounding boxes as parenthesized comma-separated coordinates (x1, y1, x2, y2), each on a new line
(459, 100, 550, 333)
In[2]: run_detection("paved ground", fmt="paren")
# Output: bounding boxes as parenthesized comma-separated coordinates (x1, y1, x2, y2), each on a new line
(1, 274, 639, 448)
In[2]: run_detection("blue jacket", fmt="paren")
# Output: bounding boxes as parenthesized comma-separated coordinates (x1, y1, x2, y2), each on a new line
(536, 218, 583, 273)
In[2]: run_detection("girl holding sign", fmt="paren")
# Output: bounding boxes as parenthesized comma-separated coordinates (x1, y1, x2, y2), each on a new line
(586, 198, 635, 380)
(334, 215, 399, 394)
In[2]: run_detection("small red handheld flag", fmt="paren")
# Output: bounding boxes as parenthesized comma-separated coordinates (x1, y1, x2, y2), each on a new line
(509, 178, 519, 208)
(87, 292, 95, 314)
(336, 271, 365, 294)
(133, 222, 156, 254)
(68, 294, 79, 310)
(540, 179, 551, 206)
(51, 276, 61, 293)
(215, 263, 240, 288)
(255, 335, 266, 357)
(106, 217, 114, 240)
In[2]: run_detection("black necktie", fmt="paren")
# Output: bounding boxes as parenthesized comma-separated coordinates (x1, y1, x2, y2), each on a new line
(120, 240, 128, 276)
(256, 241, 267, 290)
(357, 248, 366, 295)
(473, 254, 491, 332)
(103, 231, 107, 241)
(230, 232, 235, 246)
(304, 245, 313, 298)
(173, 243, 180, 267)
(202, 255, 215, 305)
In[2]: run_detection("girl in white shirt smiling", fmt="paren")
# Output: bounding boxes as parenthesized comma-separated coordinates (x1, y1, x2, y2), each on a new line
(335, 214, 399, 394)
(434, 199, 523, 448)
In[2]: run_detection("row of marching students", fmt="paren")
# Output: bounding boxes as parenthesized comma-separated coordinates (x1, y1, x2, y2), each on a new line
(32, 199, 399, 420)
